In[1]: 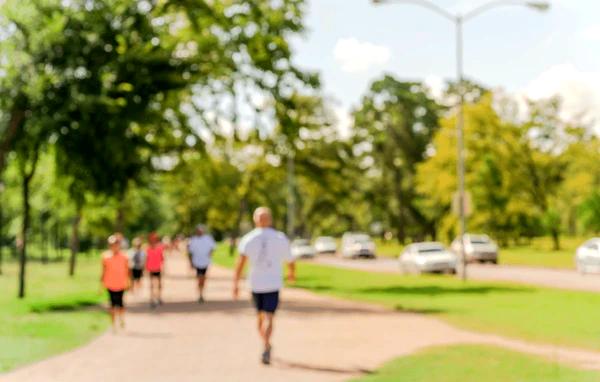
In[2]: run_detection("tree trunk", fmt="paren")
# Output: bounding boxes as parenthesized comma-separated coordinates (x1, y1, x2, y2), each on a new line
(41, 213, 48, 264)
(115, 203, 125, 234)
(393, 170, 406, 244)
(69, 208, 82, 277)
(551, 228, 560, 251)
(18, 174, 32, 299)
(0, 98, 27, 175)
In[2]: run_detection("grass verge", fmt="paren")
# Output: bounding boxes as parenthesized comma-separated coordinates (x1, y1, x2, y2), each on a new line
(0, 256, 107, 372)
(352, 345, 600, 382)
(213, 244, 600, 351)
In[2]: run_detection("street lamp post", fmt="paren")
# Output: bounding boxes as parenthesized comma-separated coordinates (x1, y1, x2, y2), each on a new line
(372, 0, 549, 280)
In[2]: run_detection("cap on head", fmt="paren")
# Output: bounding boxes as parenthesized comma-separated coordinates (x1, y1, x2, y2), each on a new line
(107, 234, 122, 246)
(253, 206, 272, 228)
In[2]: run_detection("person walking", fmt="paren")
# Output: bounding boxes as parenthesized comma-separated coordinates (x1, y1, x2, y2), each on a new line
(101, 234, 130, 331)
(233, 207, 295, 365)
(188, 224, 216, 303)
(146, 232, 165, 308)
(128, 237, 146, 293)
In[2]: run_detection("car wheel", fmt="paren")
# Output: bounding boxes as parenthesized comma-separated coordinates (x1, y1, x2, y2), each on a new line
(448, 268, 457, 275)
(577, 262, 586, 275)
(489, 259, 498, 265)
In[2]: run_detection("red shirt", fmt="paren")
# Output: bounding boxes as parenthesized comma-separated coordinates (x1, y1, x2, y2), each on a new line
(145, 244, 164, 272)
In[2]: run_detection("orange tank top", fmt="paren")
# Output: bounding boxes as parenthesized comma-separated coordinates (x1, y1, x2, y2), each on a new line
(102, 252, 129, 291)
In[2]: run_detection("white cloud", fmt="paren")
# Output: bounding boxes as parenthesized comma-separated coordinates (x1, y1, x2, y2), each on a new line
(581, 24, 600, 41)
(333, 105, 353, 139)
(521, 64, 600, 133)
(424, 75, 446, 101)
(334, 38, 391, 73)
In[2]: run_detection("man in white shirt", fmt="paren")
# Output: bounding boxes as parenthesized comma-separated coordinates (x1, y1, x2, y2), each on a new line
(233, 207, 295, 365)
(188, 224, 216, 303)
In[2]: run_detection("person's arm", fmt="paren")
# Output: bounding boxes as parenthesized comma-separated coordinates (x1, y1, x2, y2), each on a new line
(233, 255, 247, 300)
(287, 261, 296, 284)
(99, 258, 106, 293)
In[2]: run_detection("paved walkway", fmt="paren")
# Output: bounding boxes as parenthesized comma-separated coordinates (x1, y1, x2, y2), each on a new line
(314, 256, 600, 293)
(4, 254, 600, 382)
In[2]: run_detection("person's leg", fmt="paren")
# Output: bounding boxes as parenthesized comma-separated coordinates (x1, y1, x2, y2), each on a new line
(263, 313, 274, 350)
(197, 274, 206, 301)
(107, 290, 117, 329)
(117, 291, 125, 327)
(157, 274, 163, 304)
(149, 275, 157, 305)
(257, 311, 265, 340)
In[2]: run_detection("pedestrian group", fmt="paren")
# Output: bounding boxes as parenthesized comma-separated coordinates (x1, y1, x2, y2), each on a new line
(100, 206, 294, 365)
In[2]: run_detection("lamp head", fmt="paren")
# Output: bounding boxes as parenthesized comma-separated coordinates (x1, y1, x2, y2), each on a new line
(527, 1, 551, 12)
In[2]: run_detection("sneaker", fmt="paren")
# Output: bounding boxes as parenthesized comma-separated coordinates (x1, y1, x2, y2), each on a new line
(198, 296, 204, 304)
(150, 300, 157, 309)
(261, 347, 271, 365)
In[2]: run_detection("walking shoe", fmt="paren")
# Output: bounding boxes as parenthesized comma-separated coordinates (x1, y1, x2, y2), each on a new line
(261, 346, 271, 365)
(198, 296, 204, 304)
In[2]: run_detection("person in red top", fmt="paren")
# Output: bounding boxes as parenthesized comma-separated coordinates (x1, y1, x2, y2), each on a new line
(146, 232, 165, 308)
(101, 234, 130, 331)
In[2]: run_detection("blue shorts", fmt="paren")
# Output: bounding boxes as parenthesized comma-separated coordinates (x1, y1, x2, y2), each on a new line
(252, 291, 279, 313)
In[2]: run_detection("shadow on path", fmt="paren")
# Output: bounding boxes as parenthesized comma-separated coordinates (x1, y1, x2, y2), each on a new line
(125, 298, 389, 316)
(273, 358, 373, 376)
(358, 284, 531, 296)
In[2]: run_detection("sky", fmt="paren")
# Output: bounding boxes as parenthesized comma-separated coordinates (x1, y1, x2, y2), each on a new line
(291, 0, 600, 134)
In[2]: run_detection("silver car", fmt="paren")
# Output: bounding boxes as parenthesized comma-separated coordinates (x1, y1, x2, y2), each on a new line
(576, 238, 600, 274)
(291, 239, 316, 259)
(341, 233, 376, 259)
(314, 236, 337, 254)
(399, 242, 457, 274)
(451, 234, 499, 264)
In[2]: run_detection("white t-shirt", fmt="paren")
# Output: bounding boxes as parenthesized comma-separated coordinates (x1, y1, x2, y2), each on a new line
(238, 227, 293, 293)
(188, 234, 216, 269)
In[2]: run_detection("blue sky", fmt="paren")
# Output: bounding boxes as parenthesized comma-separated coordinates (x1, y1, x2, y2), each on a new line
(291, 0, 600, 132)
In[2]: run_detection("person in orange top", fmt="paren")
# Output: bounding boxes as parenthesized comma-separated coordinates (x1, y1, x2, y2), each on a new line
(101, 234, 130, 330)
(146, 232, 165, 308)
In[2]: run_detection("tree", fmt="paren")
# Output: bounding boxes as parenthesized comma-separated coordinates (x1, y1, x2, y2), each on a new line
(352, 75, 443, 242)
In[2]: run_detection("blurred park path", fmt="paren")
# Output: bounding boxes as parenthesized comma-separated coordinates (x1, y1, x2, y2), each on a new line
(4, 253, 600, 382)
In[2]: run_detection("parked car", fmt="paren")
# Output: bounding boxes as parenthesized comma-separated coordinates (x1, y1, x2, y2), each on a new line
(341, 233, 376, 259)
(291, 239, 316, 259)
(575, 238, 600, 274)
(314, 236, 337, 255)
(399, 242, 457, 274)
(451, 234, 499, 264)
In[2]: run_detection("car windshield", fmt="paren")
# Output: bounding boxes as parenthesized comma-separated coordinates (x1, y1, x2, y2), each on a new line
(470, 236, 490, 244)
(417, 246, 444, 254)
(317, 237, 335, 243)
(354, 237, 371, 244)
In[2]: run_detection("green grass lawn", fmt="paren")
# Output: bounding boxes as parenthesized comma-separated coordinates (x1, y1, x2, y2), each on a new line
(500, 236, 584, 269)
(353, 345, 600, 382)
(374, 239, 404, 258)
(213, 245, 600, 351)
(0, 256, 107, 372)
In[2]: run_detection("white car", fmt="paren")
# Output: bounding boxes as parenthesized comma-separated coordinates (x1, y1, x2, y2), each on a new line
(576, 238, 600, 274)
(451, 234, 499, 264)
(291, 239, 316, 259)
(399, 242, 457, 274)
(314, 236, 337, 254)
(341, 233, 376, 259)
